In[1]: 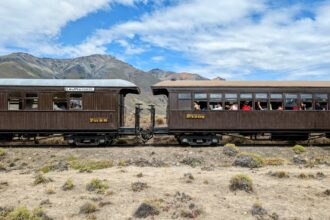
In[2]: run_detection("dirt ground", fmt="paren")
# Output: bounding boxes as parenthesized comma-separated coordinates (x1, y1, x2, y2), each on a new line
(0, 145, 329, 220)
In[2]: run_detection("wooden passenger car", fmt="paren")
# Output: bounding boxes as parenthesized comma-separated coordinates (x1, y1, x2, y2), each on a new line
(0, 79, 139, 145)
(152, 80, 330, 145)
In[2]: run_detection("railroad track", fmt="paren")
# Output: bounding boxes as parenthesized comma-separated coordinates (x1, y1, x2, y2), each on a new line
(1, 142, 330, 148)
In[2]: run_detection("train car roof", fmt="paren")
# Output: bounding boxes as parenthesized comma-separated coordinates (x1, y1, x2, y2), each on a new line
(0, 78, 138, 88)
(152, 80, 330, 88)
(152, 80, 330, 95)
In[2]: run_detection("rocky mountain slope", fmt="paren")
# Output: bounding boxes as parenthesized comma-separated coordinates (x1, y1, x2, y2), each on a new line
(0, 53, 215, 115)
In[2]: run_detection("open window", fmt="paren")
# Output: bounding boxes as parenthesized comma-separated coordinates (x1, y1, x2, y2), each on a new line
(178, 93, 192, 110)
(53, 93, 67, 110)
(225, 93, 238, 110)
(255, 93, 268, 110)
(285, 94, 298, 110)
(69, 94, 82, 110)
(8, 93, 22, 110)
(209, 93, 223, 110)
(270, 94, 283, 110)
(315, 94, 328, 110)
(194, 93, 207, 111)
(25, 93, 38, 110)
(300, 94, 313, 110)
(240, 93, 252, 110)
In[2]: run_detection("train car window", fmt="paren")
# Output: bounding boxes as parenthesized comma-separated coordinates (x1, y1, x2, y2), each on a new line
(225, 93, 238, 110)
(178, 93, 191, 100)
(301, 94, 313, 110)
(69, 94, 82, 110)
(53, 93, 68, 110)
(8, 93, 23, 110)
(285, 94, 298, 110)
(270, 94, 283, 110)
(240, 93, 252, 110)
(210, 93, 223, 110)
(194, 93, 207, 111)
(255, 93, 268, 110)
(178, 93, 192, 110)
(315, 94, 328, 110)
(25, 93, 38, 110)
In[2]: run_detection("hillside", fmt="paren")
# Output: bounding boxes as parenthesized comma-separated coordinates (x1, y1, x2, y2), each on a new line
(0, 53, 211, 115)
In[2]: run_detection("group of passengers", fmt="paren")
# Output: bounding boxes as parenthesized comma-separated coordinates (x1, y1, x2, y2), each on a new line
(193, 101, 326, 111)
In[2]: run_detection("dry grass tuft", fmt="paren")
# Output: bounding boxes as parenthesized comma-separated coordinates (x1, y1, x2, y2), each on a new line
(79, 202, 97, 214)
(0, 148, 6, 157)
(234, 152, 265, 168)
(292, 145, 306, 154)
(264, 158, 286, 166)
(156, 117, 165, 125)
(251, 201, 267, 217)
(268, 171, 290, 178)
(223, 144, 240, 157)
(229, 174, 253, 192)
(86, 178, 109, 194)
(69, 159, 113, 172)
(5, 206, 52, 220)
(134, 201, 160, 218)
(33, 173, 53, 185)
(131, 182, 149, 192)
(118, 159, 127, 167)
(45, 184, 56, 194)
(62, 178, 75, 191)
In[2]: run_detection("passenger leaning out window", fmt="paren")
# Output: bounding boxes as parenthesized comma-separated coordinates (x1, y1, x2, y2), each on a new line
(213, 103, 223, 110)
(229, 103, 238, 110)
(242, 101, 251, 111)
(194, 101, 201, 111)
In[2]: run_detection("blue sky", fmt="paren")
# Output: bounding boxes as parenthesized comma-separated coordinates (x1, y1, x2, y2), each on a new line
(0, 0, 330, 80)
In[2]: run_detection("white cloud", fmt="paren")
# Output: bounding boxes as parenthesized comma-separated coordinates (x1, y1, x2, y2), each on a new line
(151, 56, 164, 61)
(72, 0, 330, 79)
(0, 0, 150, 57)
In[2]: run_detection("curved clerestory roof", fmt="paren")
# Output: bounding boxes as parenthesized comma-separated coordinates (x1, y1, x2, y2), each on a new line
(152, 80, 330, 95)
(0, 78, 140, 94)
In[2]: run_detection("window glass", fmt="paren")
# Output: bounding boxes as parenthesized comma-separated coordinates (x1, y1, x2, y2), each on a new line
(271, 94, 283, 99)
(178, 93, 191, 110)
(210, 93, 223, 110)
(315, 94, 328, 110)
(301, 94, 313, 110)
(270, 94, 283, 110)
(53, 93, 67, 110)
(285, 94, 298, 110)
(8, 93, 22, 110)
(255, 93, 268, 110)
(178, 93, 191, 100)
(69, 94, 82, 110)
(225, 93, 238, 110)
(194, 93, 207, 99)
(210, 93, 222, 100)
(240, 93, 252, 110)
(25, 93, 38, 110)
(194, 93, 207, 111)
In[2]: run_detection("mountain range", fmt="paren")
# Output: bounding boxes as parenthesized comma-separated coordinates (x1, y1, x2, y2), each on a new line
(0, 53, 224, 115)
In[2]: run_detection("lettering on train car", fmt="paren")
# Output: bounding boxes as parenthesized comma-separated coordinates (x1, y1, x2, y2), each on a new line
(89, 118, 109, 123)
(65, 87, 95, 92)
(186, 114, 207, 119)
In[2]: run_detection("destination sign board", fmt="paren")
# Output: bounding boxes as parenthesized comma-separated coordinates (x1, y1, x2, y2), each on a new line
(64, 87, 95, 92)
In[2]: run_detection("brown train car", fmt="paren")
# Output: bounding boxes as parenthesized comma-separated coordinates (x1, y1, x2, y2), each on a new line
(152, 80, 330, 145)
(0, 79, 139, 145)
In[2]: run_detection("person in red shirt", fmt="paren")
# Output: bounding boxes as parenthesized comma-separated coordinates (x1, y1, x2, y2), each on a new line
(242, 101, 251, 111)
